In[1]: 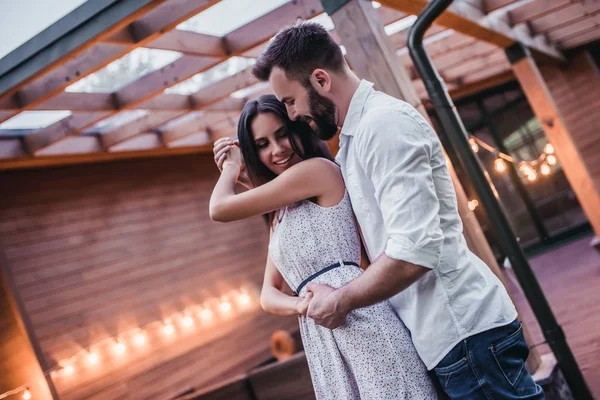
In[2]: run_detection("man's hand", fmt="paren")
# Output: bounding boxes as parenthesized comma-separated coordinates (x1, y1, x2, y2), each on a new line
(306, 283, 348, 329)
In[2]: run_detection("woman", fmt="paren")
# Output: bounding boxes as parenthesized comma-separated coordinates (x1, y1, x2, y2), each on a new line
(210, 95, 436, 399)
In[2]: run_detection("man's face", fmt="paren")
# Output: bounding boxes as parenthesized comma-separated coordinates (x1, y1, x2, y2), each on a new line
(269, 67, 338, 140)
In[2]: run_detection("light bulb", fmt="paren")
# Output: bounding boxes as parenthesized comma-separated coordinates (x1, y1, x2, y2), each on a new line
(199, 308, 213, 321)
(23, 389, 31, 400)
(544, 143, 554, 154)
(114, 340, 126, 355)
(220, 301, 232, 313)
(239, 293, 251, 305)
(527, 170, 538, 181)
(134, 333, 146, 346)
(372, 1, 381, 8)
(469, 138, 479, 153)
(182, 316, 194, 327)
(164, 322, 175, 335)
(494, 158, 506, 172)
(468, 199, 479, 211)
(547, 154, 557, 165)
(64, 365, 74, 376)
(87, 351, 99, 365)
(541, 163, 551, 175)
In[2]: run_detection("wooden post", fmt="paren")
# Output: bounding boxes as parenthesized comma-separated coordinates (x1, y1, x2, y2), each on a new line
(322, 0, 542, 371)
(507, 44, 600, 251)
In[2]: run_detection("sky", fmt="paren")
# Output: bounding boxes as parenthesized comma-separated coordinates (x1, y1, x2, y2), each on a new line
(0, 0, 88, 61)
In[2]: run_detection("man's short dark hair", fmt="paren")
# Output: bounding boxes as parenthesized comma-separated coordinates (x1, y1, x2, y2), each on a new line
(252, 21, 346, 85)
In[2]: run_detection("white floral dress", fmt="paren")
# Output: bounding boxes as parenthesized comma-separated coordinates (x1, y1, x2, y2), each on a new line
(269, 191, 437, 399)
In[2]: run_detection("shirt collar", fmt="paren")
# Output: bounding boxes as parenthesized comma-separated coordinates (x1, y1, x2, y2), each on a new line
(340, 80, 374, 137)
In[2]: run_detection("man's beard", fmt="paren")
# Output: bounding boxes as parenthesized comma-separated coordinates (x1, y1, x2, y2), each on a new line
(304, 86, 338, 140)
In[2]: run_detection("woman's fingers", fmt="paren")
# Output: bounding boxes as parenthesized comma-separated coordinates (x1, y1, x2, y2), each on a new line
(216, 151, 229, 171)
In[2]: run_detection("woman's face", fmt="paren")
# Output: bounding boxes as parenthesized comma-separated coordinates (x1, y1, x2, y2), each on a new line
(251, 112, 304, 175)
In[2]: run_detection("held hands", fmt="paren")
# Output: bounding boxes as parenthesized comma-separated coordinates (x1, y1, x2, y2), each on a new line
(306, 283, 348, 329)
(295, 292, 313, 316)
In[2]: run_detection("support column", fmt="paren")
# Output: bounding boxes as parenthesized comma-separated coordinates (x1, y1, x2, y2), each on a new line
(321, 0, 542, 371)
(507, 44, 600, 251)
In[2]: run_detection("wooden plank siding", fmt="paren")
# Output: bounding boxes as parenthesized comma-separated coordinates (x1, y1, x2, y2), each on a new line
(0, 154, 298, 400)
(538, 51, 600, 193)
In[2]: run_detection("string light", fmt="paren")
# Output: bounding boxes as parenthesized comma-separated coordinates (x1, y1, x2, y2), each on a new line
(541, 163, 551, 175)
(1, 286, 258, 398)
(469, 138, 479, 153)
(134, 332, 147, 347)
(544, 143, 554, 154)
(494, 158, 507, 172)
(468, 199, 479, 211)
(547, 154, 557, 165)
(87, 351, 99, 365)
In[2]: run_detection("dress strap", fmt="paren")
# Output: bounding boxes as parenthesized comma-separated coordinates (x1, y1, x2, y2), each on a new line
(294, 261, 360, 296)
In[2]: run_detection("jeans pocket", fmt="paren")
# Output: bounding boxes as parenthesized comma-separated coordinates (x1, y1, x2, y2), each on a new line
(434, 356, 470, 392)
(489, 323, 537, 395)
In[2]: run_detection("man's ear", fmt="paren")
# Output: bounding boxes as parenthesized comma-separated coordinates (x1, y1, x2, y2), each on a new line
(310, 69, 332, 93)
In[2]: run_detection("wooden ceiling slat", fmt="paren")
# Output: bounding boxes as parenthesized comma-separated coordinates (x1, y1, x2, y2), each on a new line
(547, 14, 600, 41)
(102, 111, 185, 149)
(109, 132, 163, 152)
(148, 31, 228, 58)
(137, 94, 192, 111)
(529, 3, 600, 35)
(559, 25, 600, 48)
(484, 0, 525, 13)
(0, 138, 26, 159)
(36, 135, 102, 156)
(115, 55, 219, 106)
(191, 68, 257, 107)
(444, 50, 509, 81)
(508, 0, 571, 26)
(388, 25, 446, 50)
(25, 113, 111, 154)
(225, 0, 323, 55)
(378, 0, 562, 59)
(161, 115, 206, 145)
(36, 93, 116, 112)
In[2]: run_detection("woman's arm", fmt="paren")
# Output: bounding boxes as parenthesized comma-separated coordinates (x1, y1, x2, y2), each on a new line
(260, 254, 312, 316)
(209, 146, 341, 222)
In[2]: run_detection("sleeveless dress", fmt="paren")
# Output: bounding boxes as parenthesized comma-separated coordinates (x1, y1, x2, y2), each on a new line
(269, 190, 437, 399)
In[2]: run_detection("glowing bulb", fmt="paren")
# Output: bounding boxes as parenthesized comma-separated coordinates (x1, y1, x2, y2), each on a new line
(199, 308, 213, 321)
(468, 199, 479, 211)
(372, 1, 381, 8)
(64, 365, 74, 376)
(87, 351, 99, 365)
(114, 340, 126, 355)
(134, 333, 146, 346)
(182, 316, 194, 327)
(547, 154, 557, 165)
(494, 158, 506, 172)
(469, 138, 479, 153)
(527, 170, 538, 181)
(220, 300, 232, 313)
(541, 163, 551, 175)
(239, 293, 251, 305)
(519, 163, 533, 176)
(544, 143, 554, 154)
(164, 322, 175, 335)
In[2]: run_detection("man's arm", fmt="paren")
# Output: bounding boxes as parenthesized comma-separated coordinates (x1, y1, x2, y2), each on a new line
(307, 107, 444, 328)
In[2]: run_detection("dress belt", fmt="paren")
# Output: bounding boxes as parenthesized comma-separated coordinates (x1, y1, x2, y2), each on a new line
(293, 261, 360, 296)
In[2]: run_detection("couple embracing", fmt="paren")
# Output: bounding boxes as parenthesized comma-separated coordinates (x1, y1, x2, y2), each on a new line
(210, 22, 543, 400)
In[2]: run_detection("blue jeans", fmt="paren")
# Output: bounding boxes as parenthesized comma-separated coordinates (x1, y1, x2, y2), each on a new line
(433, 320, 544, 399)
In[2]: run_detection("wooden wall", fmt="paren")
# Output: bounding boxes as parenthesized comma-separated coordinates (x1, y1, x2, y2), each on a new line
(0, 154, 298, 400)
(0, 264, 54, 400)
(540, 51, 600, 192)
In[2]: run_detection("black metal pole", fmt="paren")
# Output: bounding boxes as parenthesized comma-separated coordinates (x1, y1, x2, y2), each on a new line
(407, 1, 593, 398)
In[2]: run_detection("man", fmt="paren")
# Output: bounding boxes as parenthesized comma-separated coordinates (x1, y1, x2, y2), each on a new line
(223, 21, 543, 399)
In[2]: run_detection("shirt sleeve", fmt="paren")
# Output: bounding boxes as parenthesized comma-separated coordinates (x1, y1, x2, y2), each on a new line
(355, 108, 444, 269)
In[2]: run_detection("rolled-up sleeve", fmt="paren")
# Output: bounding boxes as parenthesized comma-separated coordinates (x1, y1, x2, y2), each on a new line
(355, 109, 444, 269)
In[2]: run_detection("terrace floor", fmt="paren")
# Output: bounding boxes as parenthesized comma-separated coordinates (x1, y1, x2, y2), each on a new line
(506, 234, 600, 397)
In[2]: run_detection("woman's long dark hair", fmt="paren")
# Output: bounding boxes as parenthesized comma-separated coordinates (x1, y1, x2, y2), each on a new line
(237, 94, 335, 225)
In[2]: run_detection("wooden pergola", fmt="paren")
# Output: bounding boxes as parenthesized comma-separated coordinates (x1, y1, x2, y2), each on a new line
(0, 0, 597, 171)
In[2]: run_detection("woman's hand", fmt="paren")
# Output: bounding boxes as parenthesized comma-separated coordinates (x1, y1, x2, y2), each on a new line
(295, 292, 313, 316)
(213, 137, 251, 188)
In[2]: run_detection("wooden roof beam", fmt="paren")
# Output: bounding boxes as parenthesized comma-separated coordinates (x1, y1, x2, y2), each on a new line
(378, 0, 564, 60)
(0, 0, 221, 123)
(508, 0, 572, 26)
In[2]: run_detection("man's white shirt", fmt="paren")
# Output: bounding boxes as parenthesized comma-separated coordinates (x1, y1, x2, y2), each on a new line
(335, 80, 518, 370)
